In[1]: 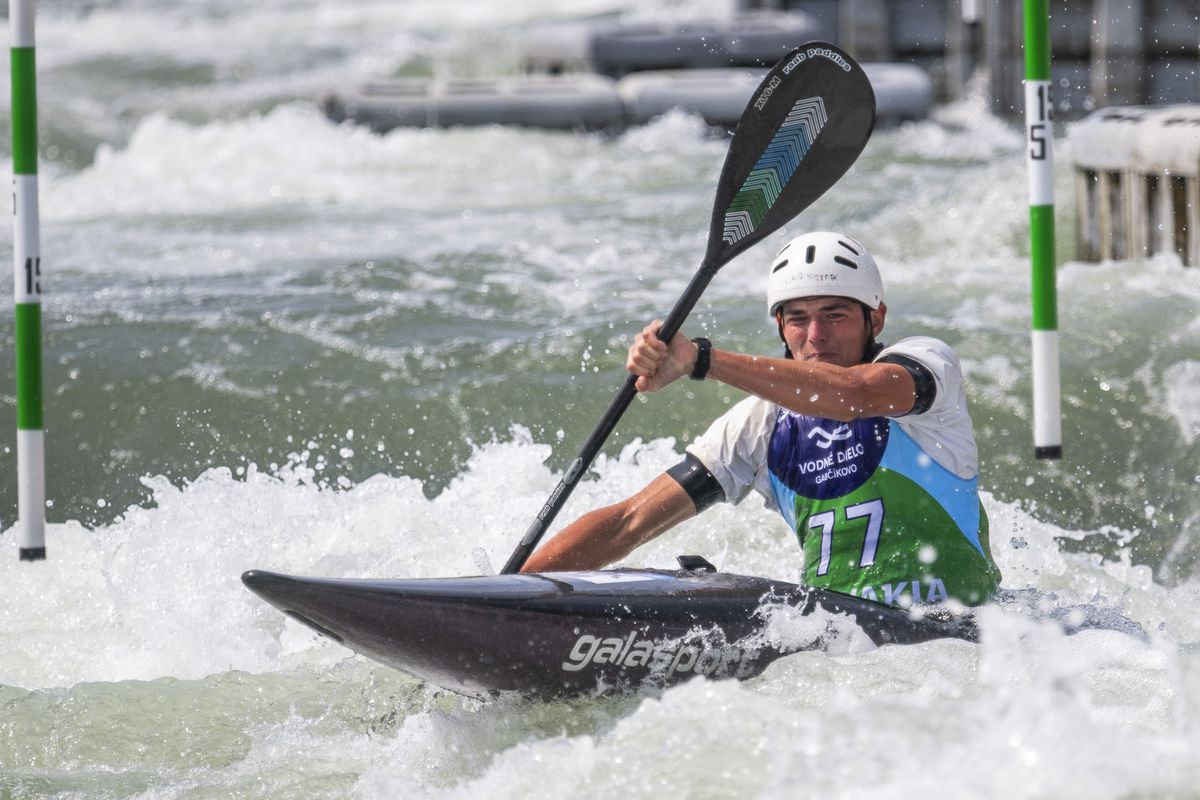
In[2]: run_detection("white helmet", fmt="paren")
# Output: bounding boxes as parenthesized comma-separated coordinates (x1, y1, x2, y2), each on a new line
(766, 232, 883, 316)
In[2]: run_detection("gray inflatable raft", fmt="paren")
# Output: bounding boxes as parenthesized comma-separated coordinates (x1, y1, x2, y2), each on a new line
(321, 74, 625, 133)
(322, 62, 931, 133)
(617, 62, 933, 127)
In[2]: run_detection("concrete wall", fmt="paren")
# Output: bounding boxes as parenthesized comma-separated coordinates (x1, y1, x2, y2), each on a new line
(1070, 105, 1200, 266)
(744, 0, 1200, 117)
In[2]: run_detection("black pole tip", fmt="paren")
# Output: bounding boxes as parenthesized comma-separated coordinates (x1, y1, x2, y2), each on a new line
(19, 547, 46, 561)
(1034, 445, 1063, 460)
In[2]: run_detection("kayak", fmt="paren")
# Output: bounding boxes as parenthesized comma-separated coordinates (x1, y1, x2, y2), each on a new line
(241, 557, 978, 699)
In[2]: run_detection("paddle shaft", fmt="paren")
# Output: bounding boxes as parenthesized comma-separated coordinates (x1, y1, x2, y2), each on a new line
(498, 42, 877, 574)
(500, 262, 717, 574)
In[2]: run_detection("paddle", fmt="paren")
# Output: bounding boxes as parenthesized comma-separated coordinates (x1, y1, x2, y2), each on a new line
(501, 42, 876, 574)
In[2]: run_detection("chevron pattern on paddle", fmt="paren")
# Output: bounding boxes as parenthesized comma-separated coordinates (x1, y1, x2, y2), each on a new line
(722, 97, 828, 245)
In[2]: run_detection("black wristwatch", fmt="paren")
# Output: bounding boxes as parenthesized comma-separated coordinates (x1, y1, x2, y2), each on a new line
(689, 337, 712, 380)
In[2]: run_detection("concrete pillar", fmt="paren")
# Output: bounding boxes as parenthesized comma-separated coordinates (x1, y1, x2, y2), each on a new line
(1098, 171, 1116, 260)
(1157, 175, 1175, 256)
(1187, 177, 1200, 267)
(1128, 172, 1148, 259)
(1091, 0, 1146, 107)
(945, 0, 985, 97)
(982, 0, 1022, 115)
(840, 0, 892, 61)
(1074, 171, 1096, 261)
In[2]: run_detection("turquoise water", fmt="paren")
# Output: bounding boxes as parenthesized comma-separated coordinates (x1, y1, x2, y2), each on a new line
(1, 1, 1199, 797)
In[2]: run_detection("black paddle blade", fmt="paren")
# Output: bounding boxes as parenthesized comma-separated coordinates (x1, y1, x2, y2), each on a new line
(703, 43, 876, 270)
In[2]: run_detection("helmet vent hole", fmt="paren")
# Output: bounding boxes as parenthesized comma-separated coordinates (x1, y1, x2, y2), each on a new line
(772, 259, 789, 273)
(833, 256, 858, 269)
(837, 240, 860, 255)
(805, 245, 816, 263)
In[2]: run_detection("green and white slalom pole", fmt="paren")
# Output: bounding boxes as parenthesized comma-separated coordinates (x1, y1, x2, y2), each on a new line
(1024, 0, 1062, 460)
(11, 0, 47, 559)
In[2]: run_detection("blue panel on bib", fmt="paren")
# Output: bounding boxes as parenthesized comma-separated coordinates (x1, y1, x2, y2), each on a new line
(767, 411, 888, 500)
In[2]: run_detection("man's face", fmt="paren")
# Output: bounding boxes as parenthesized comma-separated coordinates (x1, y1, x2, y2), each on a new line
(777, 297, 886, 367)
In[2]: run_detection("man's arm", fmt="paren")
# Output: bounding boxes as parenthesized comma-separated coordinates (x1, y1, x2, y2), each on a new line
(706, 349, 916, 421)
(627, 321, 917, 422)
(519, 473, 697, 573)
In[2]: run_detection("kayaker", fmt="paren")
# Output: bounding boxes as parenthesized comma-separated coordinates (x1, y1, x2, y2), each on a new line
(522, 231, 1001, 609)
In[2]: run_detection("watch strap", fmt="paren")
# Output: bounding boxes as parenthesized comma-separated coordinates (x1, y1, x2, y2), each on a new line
(689, 337, 711, 380)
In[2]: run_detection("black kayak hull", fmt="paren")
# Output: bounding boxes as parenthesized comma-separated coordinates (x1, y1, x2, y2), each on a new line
(241, 567, 977, 698)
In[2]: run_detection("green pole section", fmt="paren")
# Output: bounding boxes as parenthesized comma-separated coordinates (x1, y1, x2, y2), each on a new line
(1023, 0, 1051, 81)
(1029, 205, 1057, 330)
(11, 48, 38, 174)
(1023, 0, 1062, 460)
(14, 305, 43, 430)
(12, 0, 47, 560)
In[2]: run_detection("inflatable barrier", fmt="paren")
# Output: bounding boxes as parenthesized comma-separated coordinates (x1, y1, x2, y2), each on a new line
(865, 63, 936, 123)
(588, 12, 824, 77)
(617, 63, 933, 127)
(321, 62, 932, 134)
(520, 11, 826, 78)
(614, 69, 761, 128)
(321, 74, 624, 133)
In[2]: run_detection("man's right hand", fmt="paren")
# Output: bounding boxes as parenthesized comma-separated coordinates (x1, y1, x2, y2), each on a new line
(626, 320, 698, 393)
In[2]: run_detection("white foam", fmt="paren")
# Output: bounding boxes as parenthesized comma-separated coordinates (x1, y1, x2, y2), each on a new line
(351, 607, 1199, 798)
(2, 431, 1194, 695)
(1163, 361, 1200, 446)
(33, 1, 640, 69)
(43, 103, 718, 221)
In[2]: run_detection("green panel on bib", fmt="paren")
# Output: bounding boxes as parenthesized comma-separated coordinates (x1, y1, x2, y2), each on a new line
(794, 467, 999, 607)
